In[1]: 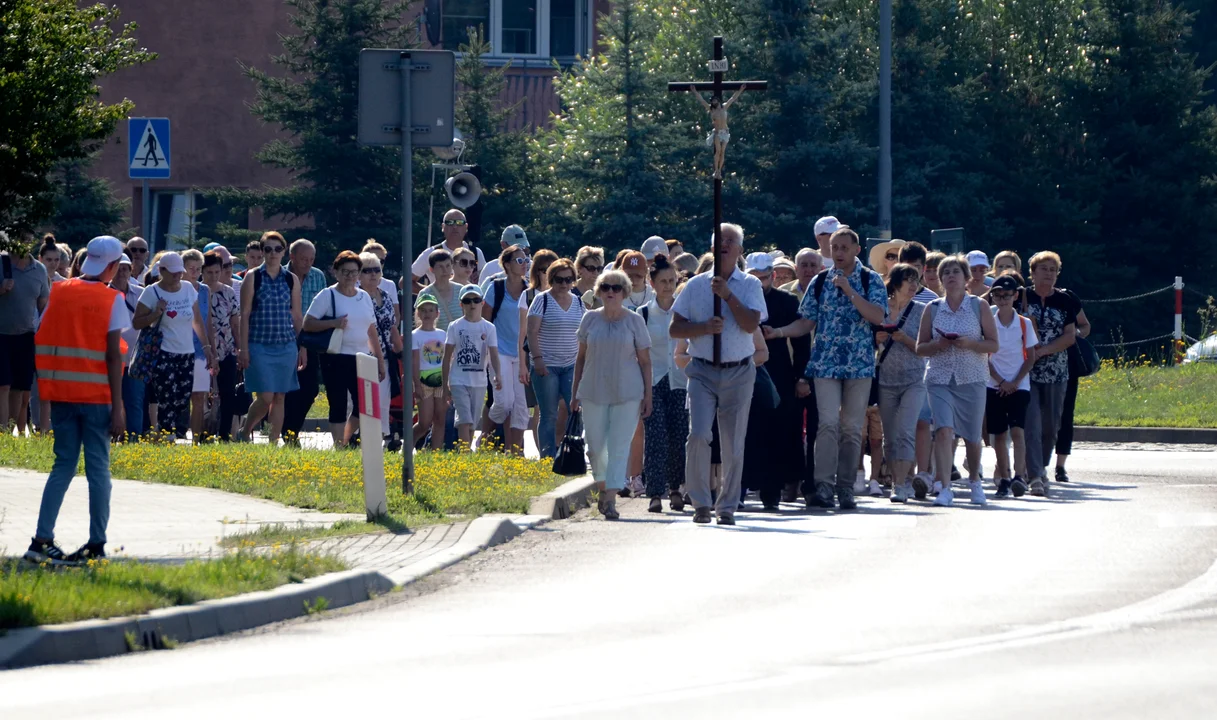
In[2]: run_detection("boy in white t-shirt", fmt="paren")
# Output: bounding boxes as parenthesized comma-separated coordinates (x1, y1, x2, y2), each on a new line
(443, 284, 502, 447)
(986, 273, 1039, 498)
(412, 294, 447, 450)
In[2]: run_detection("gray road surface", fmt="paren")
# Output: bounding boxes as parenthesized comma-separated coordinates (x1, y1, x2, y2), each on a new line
(2, 445, 1215, 718)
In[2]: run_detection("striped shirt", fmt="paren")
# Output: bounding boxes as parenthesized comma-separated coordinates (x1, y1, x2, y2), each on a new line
(527, 290, 584, 368)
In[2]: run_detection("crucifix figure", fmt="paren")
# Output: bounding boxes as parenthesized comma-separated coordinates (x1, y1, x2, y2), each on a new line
(690, 86, 744, 179)
(669, 37, 767, 362)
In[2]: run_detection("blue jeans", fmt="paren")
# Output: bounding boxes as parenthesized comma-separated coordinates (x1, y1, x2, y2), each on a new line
(122, 369, 145, 440)
(532, 364, 574, 458)
(35, 403, 113, 545)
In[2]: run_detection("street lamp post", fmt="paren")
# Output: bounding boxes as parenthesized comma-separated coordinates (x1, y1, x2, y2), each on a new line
(878, 0, 893, 240)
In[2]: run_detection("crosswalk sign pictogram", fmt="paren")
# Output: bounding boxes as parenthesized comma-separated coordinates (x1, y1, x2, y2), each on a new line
(128, 118, 171, 179)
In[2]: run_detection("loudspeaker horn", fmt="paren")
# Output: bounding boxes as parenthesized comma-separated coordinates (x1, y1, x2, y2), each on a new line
(444, 172, 481, 208)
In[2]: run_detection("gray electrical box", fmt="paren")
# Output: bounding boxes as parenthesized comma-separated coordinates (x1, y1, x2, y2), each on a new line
(357, 48, 455, 148)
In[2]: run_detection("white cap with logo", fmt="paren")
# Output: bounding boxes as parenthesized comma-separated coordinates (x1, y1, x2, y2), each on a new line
(81, 236, 125, 277)
(744, 252, 775, 274)
(966, 250, 990, 268)
(640, 236, 668, 260)
(814, 216, 842, 237)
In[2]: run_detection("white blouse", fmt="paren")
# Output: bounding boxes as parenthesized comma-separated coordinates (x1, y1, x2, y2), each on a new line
(924, 296, 988, 386)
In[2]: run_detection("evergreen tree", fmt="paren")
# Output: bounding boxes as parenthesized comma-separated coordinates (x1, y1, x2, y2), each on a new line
(212, 0, 414, 260)
(0, 0, 153, 247)
(47, 155, 131, 247)
(453, 28, 538, 249)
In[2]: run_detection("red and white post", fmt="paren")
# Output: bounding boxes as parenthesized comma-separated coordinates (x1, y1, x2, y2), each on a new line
(357, 352, 388, 519)
(1175, 276, 1185, 364)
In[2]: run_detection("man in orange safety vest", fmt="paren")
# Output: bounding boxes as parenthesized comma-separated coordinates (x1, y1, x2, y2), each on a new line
(24, 236, 129, 565)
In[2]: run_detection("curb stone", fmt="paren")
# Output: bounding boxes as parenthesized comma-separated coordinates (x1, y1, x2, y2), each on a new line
(529, 475, 596, 519)
(0, 479, 597, 670)
(1073, 426, 1217, 445)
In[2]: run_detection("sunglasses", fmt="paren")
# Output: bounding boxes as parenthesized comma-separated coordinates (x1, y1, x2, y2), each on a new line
(885, 253, 899, 261)
(128, 247, 148, 254)
(443, 219, 467, 226)
(456, 259, 475, 267)
(264, 245, 285, 254)
(461, 297, 482, 305)
(599, 283, 625, 294)
(582, 264, 603, 273)
(361, 267, 382, 274)
(512, 257, 528, 265)
(552, 275, 575, 285)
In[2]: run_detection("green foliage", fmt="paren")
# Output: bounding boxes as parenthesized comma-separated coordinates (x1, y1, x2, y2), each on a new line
(211, 0, 415, 260)
(0, 0, 154, 242)
(45, 156, 130, 247)
(454, 27, 538, 250)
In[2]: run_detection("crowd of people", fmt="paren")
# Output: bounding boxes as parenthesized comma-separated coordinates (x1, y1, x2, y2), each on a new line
(4, 207, 1093, 555)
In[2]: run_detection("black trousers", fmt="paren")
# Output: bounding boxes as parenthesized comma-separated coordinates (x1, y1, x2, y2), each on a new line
(800, 384, 818, 496)
(282, 348, 320, 438)
(216, 355, 238, 441)
(1055, 371, 1080, 456)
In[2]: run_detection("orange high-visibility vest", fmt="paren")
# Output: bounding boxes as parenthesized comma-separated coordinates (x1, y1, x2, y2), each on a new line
(34, 279, 123, 405)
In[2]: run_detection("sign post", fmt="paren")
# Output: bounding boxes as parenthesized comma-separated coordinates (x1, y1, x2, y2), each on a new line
(128, 117, 171, 244)
(358, 48, 455, 494)
(357, 352, 388, 519)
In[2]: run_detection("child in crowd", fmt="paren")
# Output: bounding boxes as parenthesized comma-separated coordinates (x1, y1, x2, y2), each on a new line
(412, 294, 447, 450)
(442, 284, 503, 448)
(986, 273, 1038, 498)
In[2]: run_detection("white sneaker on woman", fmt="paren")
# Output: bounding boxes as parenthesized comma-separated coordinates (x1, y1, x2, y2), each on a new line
(933, 487, 954, 506)
(969, 480, 987, 505)
(867, 479, 883, 497)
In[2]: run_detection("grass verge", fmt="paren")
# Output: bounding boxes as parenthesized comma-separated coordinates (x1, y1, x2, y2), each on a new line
(1, 547, 346, 630)
(0, 435, 563, 529)
(217, 518, 405, 549)
(1076, 362, 1217, 428)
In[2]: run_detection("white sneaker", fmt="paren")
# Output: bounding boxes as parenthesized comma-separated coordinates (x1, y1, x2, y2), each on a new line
(867, 479, 883, 497)
(969, 481, 987, 505)
(854, 476, 868, 495)
(933, 487, 954, 506)
(891, 482, 911, 503)
(1029, 478, 1046, 497)
(932, 480, 944, 495)
(628, 475, 645, 496)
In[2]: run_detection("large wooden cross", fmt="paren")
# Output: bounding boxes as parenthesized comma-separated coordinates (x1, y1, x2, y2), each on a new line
(669, 37, 767, 364)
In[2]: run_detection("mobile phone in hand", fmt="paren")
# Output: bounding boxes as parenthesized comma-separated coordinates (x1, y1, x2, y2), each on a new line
(939, 331, 960, 340)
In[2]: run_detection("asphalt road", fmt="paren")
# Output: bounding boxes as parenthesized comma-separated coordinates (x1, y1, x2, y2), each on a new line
(3, 444, 1216, 719)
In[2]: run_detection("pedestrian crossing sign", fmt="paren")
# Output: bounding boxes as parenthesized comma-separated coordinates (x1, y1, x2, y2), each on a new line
(128, 118, 171, 179)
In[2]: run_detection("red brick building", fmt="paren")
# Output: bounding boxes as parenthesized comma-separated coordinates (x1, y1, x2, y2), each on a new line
(95, 0, 605, 250)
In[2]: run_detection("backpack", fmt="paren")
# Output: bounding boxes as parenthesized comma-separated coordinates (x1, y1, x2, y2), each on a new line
(249, 266, 296, 315)
(811, 267, 871, 305)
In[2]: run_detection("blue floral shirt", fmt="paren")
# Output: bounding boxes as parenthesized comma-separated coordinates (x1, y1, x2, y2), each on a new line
(799, 261, 888, 380)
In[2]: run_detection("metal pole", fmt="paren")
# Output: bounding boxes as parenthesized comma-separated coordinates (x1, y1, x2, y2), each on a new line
(711, 36, 723, 365)
(400, 52, 415, 494)
(1174, 276, 1184, 365)
(141, 180, 150, 249)
(878, 0, 893, 240)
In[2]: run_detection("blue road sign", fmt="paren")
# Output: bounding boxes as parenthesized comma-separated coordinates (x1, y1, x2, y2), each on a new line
(128, 118, 171, 179)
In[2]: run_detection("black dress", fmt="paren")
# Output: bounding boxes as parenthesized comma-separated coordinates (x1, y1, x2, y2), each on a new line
(742, 286, 811, 506)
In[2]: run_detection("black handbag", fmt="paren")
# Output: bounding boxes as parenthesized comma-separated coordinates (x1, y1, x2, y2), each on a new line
(1069, 334, 1101, 378)
(552, 409, 587, 476)
(298, 288, 341, 353)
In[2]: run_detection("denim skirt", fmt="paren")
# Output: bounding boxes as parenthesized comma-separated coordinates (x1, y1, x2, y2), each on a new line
(246, 342, 300, 394)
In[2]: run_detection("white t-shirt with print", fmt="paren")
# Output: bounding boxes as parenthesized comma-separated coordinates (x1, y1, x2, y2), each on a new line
(306, 287, 377, 356)
(138, 283, 198, 355)
(445, 318, 497, 387)
(987, 308, 1039, 391)
(412, 328, 446, 387)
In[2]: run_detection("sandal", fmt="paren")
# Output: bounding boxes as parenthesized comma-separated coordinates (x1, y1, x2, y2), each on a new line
(669, 492, 685, 512)
(648, 497, 663, 513)
(604, 503, 620, 521)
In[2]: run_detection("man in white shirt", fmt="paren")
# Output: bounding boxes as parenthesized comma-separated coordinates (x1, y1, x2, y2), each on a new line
(412, 209, 486, 291)
(814, 216, 841, 270)
(670, 222, 766, 525)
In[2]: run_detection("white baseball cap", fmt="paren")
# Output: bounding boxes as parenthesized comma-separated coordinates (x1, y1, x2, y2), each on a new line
(81, 235, 124, 276)
(814, 216, 842, 236)
(744, 252, 775, 274)
(158, 251, 186, 274)
(640, 236, 668, 260)
(118, 253, 133, 266)
(966, 250, 990, 268)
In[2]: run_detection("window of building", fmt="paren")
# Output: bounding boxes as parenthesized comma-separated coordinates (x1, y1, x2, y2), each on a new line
(150, 190, 248, 252)
(440, 0, 588, 59)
